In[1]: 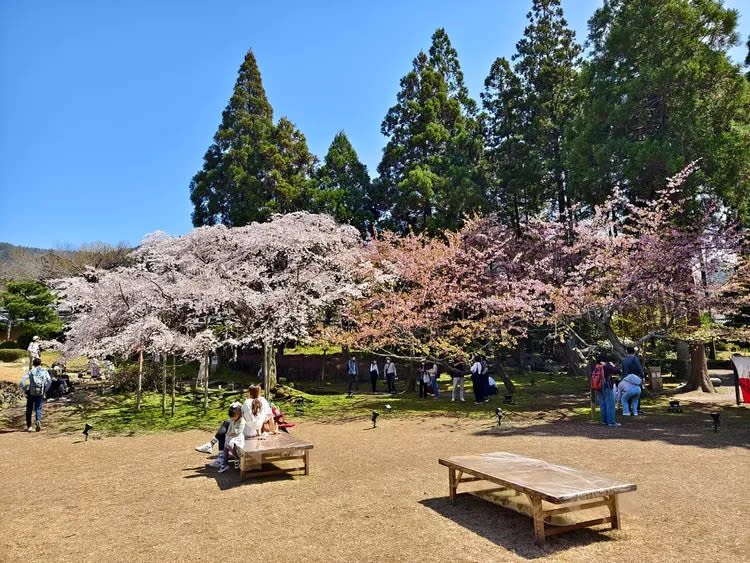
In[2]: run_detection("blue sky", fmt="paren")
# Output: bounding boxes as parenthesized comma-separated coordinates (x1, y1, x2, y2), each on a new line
(1, 0, 748, 249)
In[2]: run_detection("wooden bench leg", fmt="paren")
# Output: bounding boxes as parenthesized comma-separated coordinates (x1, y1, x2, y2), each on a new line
(607, 495, 621, 530)
(304, 450, 310, 475)
(449, 468, 457, 504)
(528, 495, 546, 542)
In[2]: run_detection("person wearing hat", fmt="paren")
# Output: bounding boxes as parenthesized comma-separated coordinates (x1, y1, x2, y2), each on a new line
(27, 336, 41, 370)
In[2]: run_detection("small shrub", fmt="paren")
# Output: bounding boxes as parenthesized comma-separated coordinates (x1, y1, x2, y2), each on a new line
(0, 349, 26, 362)
(110, 363, 161, 393)
(0, 340, 19, 349)
(0, 381, 25, 408)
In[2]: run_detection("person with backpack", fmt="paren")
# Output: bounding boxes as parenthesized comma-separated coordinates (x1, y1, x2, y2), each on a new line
(592, 355, 621, 427)
(19, 357, 51, 432)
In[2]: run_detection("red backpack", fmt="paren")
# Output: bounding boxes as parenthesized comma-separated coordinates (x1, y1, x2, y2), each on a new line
(591, 364, 604, 390)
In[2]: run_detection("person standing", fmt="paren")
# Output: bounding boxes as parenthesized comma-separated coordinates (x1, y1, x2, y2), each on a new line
(622, 346, 645, 414)
(451, 357, 466, 402)
(593, 355, 621, 427)
(27, 336, 41, 371)
(383, 357, 397, 396)
(418, 361, 428, 399)
(347, 356, 359, 395)
(470, 356, 484, 404)
(19, 357, 51, 432)
(429, 362, 440, 399)
(368, 359, 379, 393)
(479, 356, 490, 403)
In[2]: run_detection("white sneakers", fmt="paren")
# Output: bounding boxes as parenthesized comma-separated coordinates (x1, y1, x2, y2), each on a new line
(26, 426, 33, 432)
(195, 442, 213, 453)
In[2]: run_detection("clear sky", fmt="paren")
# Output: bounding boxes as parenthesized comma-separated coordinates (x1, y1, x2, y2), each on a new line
(1, 0, 748, 249)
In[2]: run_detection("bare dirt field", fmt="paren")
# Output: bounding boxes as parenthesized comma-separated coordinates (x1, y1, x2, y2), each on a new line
(1, 403, 749, 563)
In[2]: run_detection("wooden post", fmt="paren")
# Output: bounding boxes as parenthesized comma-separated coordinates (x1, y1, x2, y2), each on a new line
(449, 467, 457, 504)
(171, 354, 176, 417)
(136, 349, 143, 411)
(161, 356, 167, 415)
(529, 494, 546, 542)
(304, 450, 310, 475)
(607, 495, 621, 530)
(203, 351, 209, 413)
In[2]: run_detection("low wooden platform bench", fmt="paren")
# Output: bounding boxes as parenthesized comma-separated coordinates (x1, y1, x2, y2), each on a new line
(438, 452, 636, 542)
(236, 433, 312, 480)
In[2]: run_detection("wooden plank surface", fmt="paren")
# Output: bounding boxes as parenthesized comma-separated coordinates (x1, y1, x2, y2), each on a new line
(236, 433, 313, 456)
(439, 452, 636, 503)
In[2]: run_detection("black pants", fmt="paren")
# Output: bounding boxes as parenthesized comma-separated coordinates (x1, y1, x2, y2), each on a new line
(369, 371, 378, 392)
(347, 373, 359, 393)
(386, 374, 396, 394)
(215, 419, 230, 450)
(471, 374, 484, 403)
(418, 378, 427, 398)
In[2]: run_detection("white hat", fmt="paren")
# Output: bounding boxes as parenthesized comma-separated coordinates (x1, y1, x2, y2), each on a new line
(32, 336, 40, 341)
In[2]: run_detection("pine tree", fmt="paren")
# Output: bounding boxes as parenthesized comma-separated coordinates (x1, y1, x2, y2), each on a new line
(482, 0, 581, 231)
(314, 131, 375, 235)
(190, 50, 316, 226)
(377, 29, 486, 235)
(567, 0, 750, 222)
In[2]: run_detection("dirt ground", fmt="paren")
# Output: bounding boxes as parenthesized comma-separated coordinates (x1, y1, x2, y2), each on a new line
(1, 403, 749, 563)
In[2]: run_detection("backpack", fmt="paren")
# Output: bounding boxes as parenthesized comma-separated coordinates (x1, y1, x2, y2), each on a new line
(591, 364, 604, 391)
(27, 370, 45, 397)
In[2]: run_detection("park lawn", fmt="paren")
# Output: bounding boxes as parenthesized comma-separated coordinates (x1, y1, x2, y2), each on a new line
(43, 371, 603, 435)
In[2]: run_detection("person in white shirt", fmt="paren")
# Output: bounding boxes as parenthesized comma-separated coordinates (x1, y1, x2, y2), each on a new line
(383, 358, 397, 396)
(470, 356, 485, 404)
(242, 384, 275, 436)
(19, 357, 51, 431)
(369, 360, 380, 393)
(27, 336, 41, 370)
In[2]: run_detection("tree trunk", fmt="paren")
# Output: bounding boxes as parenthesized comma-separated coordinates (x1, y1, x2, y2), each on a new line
(321, 350, 327, 383)
(171, 354, 176, 417)
(136, 349, 143, 411)
(161, 356, 167, 415)
(406, 362, 416, 392)
(203, 352, 209, 413)
(262, 342, 277, 396)
(676, 340, 690, 380)
(492, 356, 515, 394)
(6, 318, 10, 341)
(686, 341, 716, 392)
(563, 337, 587, 378)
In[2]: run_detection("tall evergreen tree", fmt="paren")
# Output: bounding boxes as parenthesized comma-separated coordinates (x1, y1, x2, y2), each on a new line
(314, 131, 375, 235)
(567, 0, 750, 222)
(482, 0, 581, 231)
(190, 50, 316, 227)
(377, 29, 486, 235)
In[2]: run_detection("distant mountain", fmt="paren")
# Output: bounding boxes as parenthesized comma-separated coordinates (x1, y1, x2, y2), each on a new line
(0, 242, 54, 262)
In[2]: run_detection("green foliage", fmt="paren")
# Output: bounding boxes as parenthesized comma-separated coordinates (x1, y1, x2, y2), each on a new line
(0, 340, 19, 349)
(314, 131, 375, 235)
(567, 0, 750, 222)
(0, 280, 63, 347)
(483, 0, 581, 232)
(190, 50, 317, 227)
(378, 29, 487, 234)
(0, 348, 26, 362)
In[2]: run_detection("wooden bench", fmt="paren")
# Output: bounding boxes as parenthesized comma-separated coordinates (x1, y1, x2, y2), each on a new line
(236, 433, 313, 480)
(439, 452, 636, 542)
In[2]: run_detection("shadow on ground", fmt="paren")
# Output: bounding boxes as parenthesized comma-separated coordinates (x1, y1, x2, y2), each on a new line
(182, 463, 296, 491)
(480, 402, 750, 450)
(420, 494, 614, 560)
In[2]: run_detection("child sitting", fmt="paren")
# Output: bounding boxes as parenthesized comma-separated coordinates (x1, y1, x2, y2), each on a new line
(242, 385, 277, 438)
(219, 404, 245, 473)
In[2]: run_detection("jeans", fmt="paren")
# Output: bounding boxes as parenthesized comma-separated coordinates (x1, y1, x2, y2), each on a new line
(386, 374, 396, 394)
(598, 387, 616, 425)
(25, 395, 43, 427)
(347, 373, 359, 393)
(452, 377, 464, 401)
(430, 375, 440, 398)
(471, 374, 484, 403)
(215, 419, 230, 450)
(369, 371, 378, 392)
(621, 388, 641, 415)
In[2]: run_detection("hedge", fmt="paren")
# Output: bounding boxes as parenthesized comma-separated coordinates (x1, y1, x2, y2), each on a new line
(0, 349, 27, 362)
